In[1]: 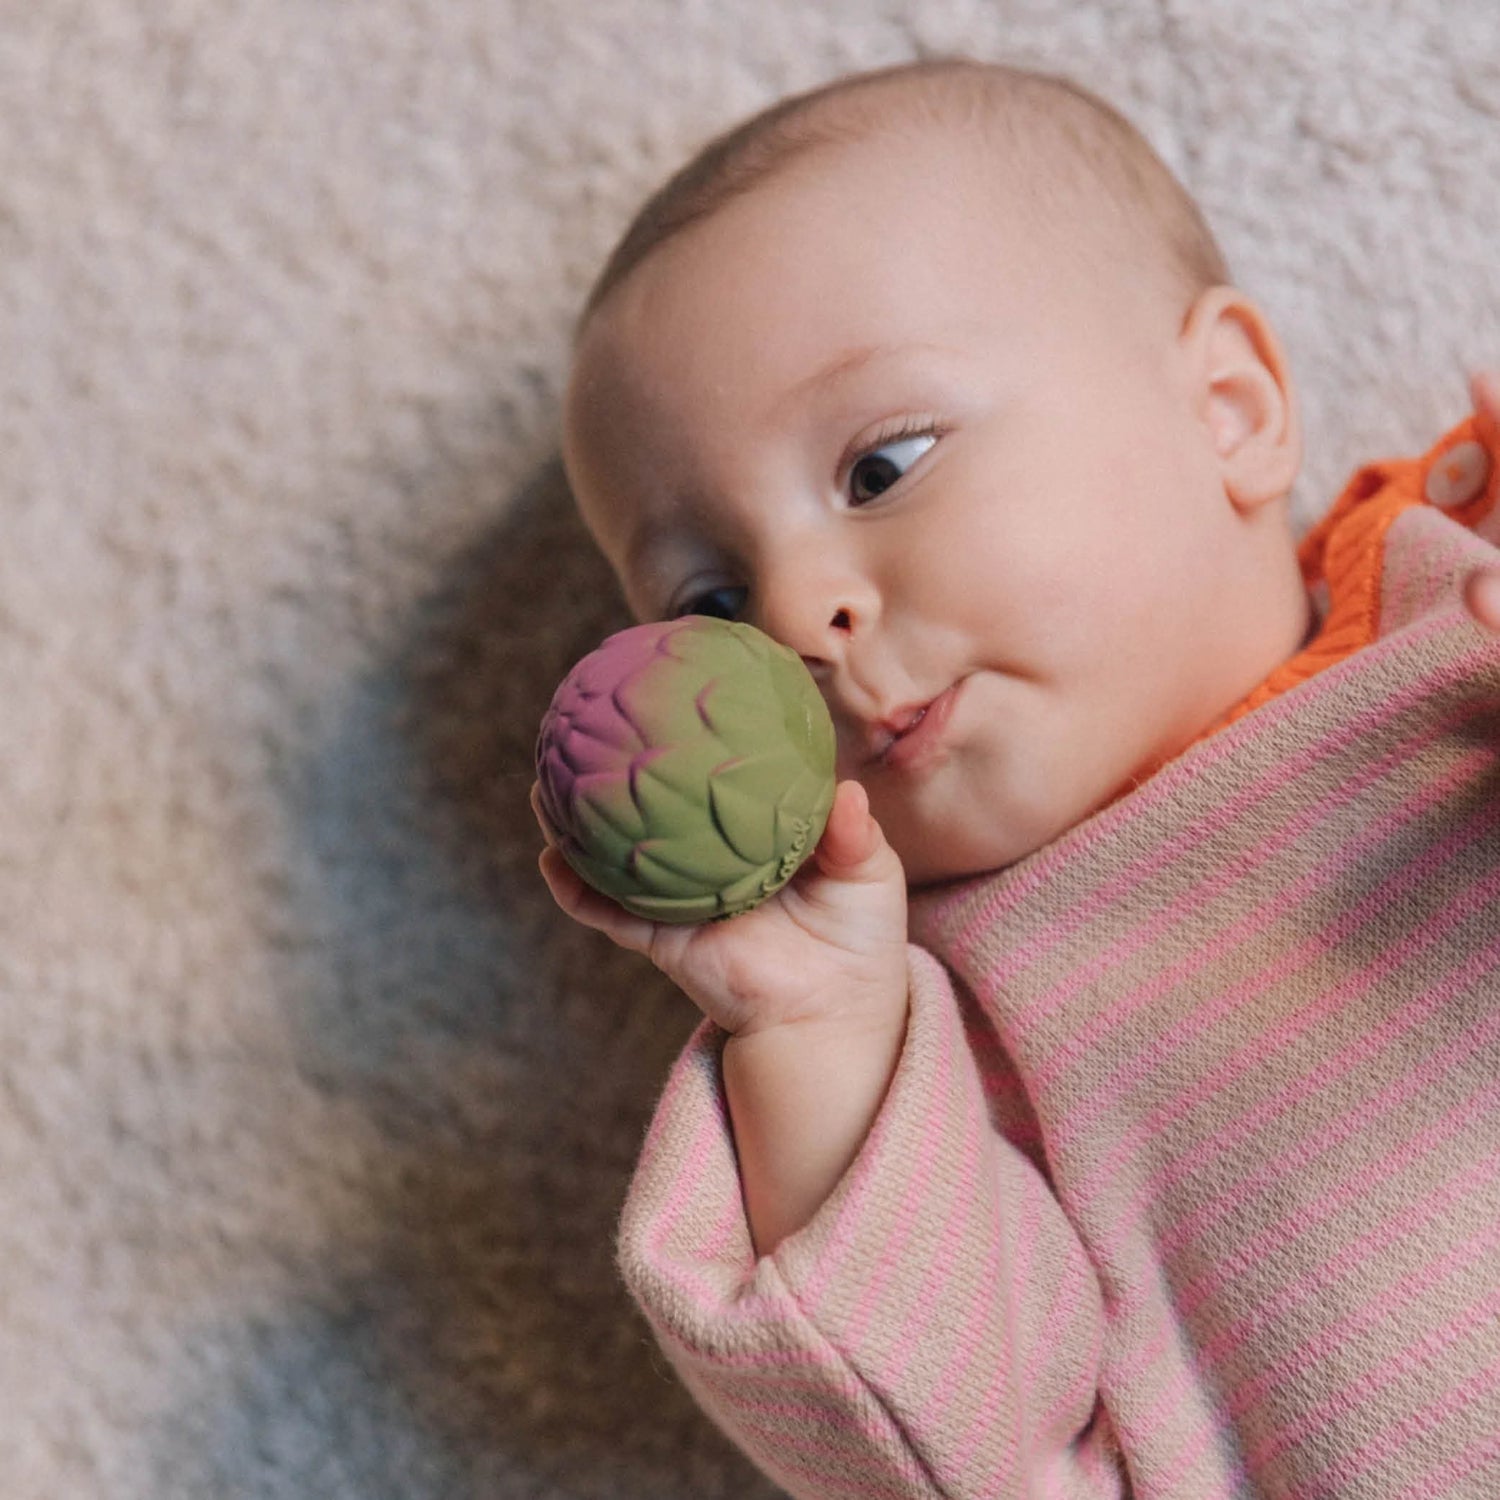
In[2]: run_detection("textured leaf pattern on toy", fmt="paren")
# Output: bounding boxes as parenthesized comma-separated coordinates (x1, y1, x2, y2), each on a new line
(535, 617, 837, 922)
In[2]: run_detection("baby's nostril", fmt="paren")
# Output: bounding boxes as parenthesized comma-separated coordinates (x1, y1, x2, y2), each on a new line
(831, 608, 852, 631)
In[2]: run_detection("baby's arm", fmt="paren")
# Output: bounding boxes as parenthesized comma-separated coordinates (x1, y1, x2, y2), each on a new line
(536, 778, 909, 1255)
(538, 781, 1127, 1498)
(615, 944, 1125, 1500)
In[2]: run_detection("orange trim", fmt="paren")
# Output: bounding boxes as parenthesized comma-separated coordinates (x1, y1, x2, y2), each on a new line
(1167, 417, 1497, 760)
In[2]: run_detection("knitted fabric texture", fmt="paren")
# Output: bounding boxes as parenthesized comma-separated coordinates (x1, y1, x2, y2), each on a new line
(617, 420, 1500, 1499)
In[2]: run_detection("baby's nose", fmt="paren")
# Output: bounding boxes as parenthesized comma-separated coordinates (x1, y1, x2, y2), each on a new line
(759, 576, 864, 665)
(793, 607, 852, 668)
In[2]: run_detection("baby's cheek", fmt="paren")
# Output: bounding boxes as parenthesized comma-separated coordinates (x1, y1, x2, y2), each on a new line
(834, 756, 873, 802)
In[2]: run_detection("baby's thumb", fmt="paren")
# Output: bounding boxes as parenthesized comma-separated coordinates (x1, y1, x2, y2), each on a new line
(812, 780, 892, 882)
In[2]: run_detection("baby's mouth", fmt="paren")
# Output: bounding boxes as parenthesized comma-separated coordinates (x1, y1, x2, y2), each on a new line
(864, 702, 933, 763)
(863, 680, 967, 771)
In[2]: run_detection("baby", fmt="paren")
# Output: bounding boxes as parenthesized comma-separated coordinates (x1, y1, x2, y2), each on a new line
(536, 59, 1500, 1499)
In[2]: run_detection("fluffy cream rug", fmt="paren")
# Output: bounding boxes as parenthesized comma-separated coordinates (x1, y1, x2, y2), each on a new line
(3, 2, 1498, 1495)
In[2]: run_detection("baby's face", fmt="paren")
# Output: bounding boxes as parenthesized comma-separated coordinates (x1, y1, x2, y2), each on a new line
(563, 131, 1277, 885)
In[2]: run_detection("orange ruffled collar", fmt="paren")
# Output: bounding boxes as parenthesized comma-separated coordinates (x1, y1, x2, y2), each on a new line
(1139, 415, 1498, 778)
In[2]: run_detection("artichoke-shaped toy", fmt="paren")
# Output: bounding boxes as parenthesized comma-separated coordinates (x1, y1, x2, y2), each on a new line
(535, 616, 837, 923)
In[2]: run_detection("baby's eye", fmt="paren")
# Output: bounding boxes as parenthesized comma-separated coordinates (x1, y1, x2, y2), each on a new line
(672, 584, 747, 622)
(848, 432, 937, 505)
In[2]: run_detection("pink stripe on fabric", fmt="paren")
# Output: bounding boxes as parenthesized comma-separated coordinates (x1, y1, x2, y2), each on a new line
(915, 1183, 1020, 1494)
(1125, 1018, 1500, 1441)
(1301, 1345, 1500, 1500)
(728, 1419, 919, 1500)
(1121, 914, 1500, 1262)
(801, 970, 962, 1315)
(743, 1461, 907, 1500)
(650, 983, 966, 1362)
(1128, 1086, 1500, 1458)
(1103, 1286, 1243, 1498)
(1150, 969, 1500, 1261)
(947, 1176, 1042, 1487)
(944, 617, 1480, 984)
(1251, 1282, 1500, 1479)
(1142, 1352, 1251, 1500)
(1027, 1273, 1112, 1478)
(1071, 1418, 1128, 1500)
(1068, 817, 1500, 1212)
(707, 1359, 944, 1423)
(655, 1209, 796, 1327)
(1188, 1145, 1500, 1377)
(966, 1035, 1045, 1153)
(1122, 1142, 1500, 1469)
(645, 1045, 730, 1262)
(1028, 731, 1487, 1099)
(730, 1393, 889, 1431)
(701, 1185, 748, 1264)
(1174, 1072, 1500, 1322)
(1007, 1162, 1048, 1418)
(1128, 912, 1500, 1278)
(894, 1136, 1104, 1496)
(1391, 1429, 1500, 1500)
(731, 1393, 893, 1447)
(721, 1374, 953, 1498)
(880, 1080, 988, 1400)
(1226, 1219, 1497, 1424)
(651, 1314, 832, 1372)
(1062, 787, 1498, 1197)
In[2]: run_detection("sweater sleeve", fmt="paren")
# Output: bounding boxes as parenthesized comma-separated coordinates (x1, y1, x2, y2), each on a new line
(616, 944, 1126, 1500)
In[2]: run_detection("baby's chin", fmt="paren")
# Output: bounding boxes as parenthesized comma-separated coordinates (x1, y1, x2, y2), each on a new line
(905, 849, 1022, 892)
(905, 864, 1004, 898)
(858, 704, 1145, 885)
(889, 824, 1029, 890)
(883, 786, 1103, 889)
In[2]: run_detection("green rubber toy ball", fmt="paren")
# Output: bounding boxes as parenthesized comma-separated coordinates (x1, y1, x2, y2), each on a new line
(535, 616, 837, 923)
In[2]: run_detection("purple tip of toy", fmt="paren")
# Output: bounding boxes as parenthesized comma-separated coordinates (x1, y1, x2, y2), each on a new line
(535, 620, 692, 817)
(566, 620, 682, 697)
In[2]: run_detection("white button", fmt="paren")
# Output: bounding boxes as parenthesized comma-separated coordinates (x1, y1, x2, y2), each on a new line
(1424, 440, 1492, 509)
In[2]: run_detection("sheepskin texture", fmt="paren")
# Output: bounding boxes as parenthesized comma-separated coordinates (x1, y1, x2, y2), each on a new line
(3, 2, 1498, 1496)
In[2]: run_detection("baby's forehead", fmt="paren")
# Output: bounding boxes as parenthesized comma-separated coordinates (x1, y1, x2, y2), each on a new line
(577, 152, 1154, 406)
(574, 64, 1224, 370)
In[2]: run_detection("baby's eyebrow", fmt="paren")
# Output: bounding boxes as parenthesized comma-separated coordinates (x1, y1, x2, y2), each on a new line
(774, 340, 959, 414)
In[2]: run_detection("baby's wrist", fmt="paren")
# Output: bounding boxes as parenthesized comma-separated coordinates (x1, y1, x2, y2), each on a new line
(725, 972, 909, 1045)
(721, 987, 909, 1256)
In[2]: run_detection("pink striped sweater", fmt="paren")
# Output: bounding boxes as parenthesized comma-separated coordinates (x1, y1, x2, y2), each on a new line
(616, 420, 1500, 1498)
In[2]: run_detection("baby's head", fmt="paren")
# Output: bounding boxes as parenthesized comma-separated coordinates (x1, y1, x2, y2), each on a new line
(561, 60, 1312, 886)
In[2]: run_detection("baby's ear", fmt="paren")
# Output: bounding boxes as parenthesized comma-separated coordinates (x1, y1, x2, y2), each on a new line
(1179, 286, 1302, 512)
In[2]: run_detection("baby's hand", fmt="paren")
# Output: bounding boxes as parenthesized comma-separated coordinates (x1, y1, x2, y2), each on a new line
(533, 778, 909, 1039)
(1462, 369, 1500, 633)
(539, 777, 910, 1254)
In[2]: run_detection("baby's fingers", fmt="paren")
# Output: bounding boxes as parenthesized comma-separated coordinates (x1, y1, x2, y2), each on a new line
(529, 781, 558, 847)
(538, 844, 658, 955)
(1463, 569, 1500, 634)
(814, 781, 882, 873)
(1470, 370, 1500, 448)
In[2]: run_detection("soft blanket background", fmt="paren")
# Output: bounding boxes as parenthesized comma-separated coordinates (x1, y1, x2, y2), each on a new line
(3, 2, 1498, 1496)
